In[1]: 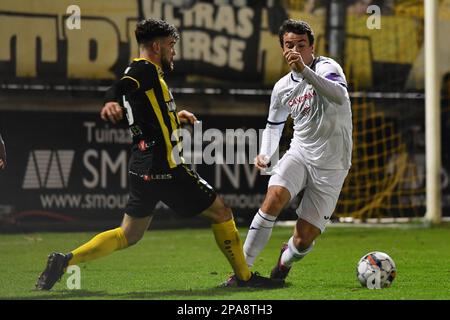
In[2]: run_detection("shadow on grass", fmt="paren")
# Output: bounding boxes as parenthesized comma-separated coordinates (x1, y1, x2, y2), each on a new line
(11, 284, 287, 300)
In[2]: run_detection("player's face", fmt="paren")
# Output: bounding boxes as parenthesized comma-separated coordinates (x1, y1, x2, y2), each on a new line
(160, 36, 177, 72)
(283, 32, 314, 66)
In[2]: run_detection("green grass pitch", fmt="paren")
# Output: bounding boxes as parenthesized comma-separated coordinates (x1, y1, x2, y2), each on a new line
(1, 224, 449, 300)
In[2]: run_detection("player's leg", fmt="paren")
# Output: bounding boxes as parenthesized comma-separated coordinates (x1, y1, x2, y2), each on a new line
(66, 173, 157, 267)
(244, 152, 307, 267)
(36, 173, 156, 290)
(68, 171, 157, 266)
(163, 165, 282, 287)
(243, 186, 290, 267)
(270, 218, 319, 280)
(165, 165, 252, 281)
(201, 195, 283, 287)
(67, 214, 152, 266)
(200, 195, 253, 282)
(271, 167, 349, 280)
(120, 214, 153, 245)
(35, 214, 151, 291)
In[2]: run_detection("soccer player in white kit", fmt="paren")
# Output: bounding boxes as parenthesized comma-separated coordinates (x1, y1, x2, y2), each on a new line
(224, 19, 352, 285)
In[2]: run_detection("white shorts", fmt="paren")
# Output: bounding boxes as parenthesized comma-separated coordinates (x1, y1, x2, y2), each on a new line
(268, 151, 349, 233)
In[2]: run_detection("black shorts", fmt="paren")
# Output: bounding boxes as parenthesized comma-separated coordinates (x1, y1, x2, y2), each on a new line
(125, 164, 217, 218)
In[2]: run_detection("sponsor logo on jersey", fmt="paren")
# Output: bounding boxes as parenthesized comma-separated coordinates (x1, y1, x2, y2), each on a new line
(288, 91, 316, 108)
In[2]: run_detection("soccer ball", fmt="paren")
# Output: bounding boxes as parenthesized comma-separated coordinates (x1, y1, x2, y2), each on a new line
(356, 251, 397, 289)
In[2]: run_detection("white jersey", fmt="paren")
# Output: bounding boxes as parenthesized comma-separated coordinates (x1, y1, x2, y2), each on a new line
(260, 56, 353, 170)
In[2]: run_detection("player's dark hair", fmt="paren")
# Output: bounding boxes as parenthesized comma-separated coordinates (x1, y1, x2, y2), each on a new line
(135, 18, 179, 45)
(278, 19, 314, 47)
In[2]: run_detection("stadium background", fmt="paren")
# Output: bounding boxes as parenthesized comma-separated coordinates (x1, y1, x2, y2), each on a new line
(0, 0, 449, 232)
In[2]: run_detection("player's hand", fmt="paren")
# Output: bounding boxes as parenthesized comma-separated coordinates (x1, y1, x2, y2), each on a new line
(0, 158, 5, 170)
(100, 102, 123, 124)
(254, 154, 270, 170)
(178, 110, 198, 124)
(284, 49, 306, 72)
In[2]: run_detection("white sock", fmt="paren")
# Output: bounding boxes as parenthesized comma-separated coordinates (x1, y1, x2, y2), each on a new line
(280, 236, 314, 267)
(243, 210, 276, 267)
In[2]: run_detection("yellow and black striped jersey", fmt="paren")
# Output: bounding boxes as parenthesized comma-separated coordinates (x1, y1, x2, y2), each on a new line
(106, 58, 182, 171)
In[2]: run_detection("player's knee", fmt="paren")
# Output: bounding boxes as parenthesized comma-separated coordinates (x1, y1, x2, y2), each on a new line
(292, 234, 314, 251)
(262, 189, 288, 214)
(203, 200, 233, 223)
(214, 204, 233, 223)
(123, 230, 144, 246)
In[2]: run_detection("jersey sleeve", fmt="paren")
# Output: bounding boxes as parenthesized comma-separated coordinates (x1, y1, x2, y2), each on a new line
(267, 86, 290, 124)
(296, 59, 348, 105)
(260, 84, 289, 158)
(315, 60, 348, 88)
(103, 78, 139, 103)
(104, 61, 159, 104)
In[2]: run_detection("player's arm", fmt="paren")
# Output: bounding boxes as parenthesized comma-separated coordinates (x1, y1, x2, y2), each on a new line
(255, 89, 289, 170)
(101, 61, 157, 124)
(300, 64, 347, 104)
(101, 77, 139, 124)
(286, 51, 348, 104)
(0, 133, 6, 170)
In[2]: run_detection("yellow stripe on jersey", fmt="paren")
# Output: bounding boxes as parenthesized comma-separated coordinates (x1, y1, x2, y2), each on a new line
(159, 78, 171, 101)
(120, 76, 140, 89)
(145, 89, 177, 169)
(133, 57, 153, 62)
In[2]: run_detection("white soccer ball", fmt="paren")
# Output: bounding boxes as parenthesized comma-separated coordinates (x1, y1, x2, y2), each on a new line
(356, 251, 397, 289)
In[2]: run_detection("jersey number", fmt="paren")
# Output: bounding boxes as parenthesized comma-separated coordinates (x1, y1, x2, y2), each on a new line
(123, 96, 134, 126)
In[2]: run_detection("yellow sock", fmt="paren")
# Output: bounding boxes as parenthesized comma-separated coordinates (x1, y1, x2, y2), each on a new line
(211, 219, 251, 281)
(68, 227, 128, 266)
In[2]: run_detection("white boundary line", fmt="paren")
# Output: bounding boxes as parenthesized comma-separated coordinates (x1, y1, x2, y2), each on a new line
(275, 216, 450, 229)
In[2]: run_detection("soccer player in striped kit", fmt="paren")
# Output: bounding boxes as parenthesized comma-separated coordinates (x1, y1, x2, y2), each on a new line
(224, 19, 353, 285)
